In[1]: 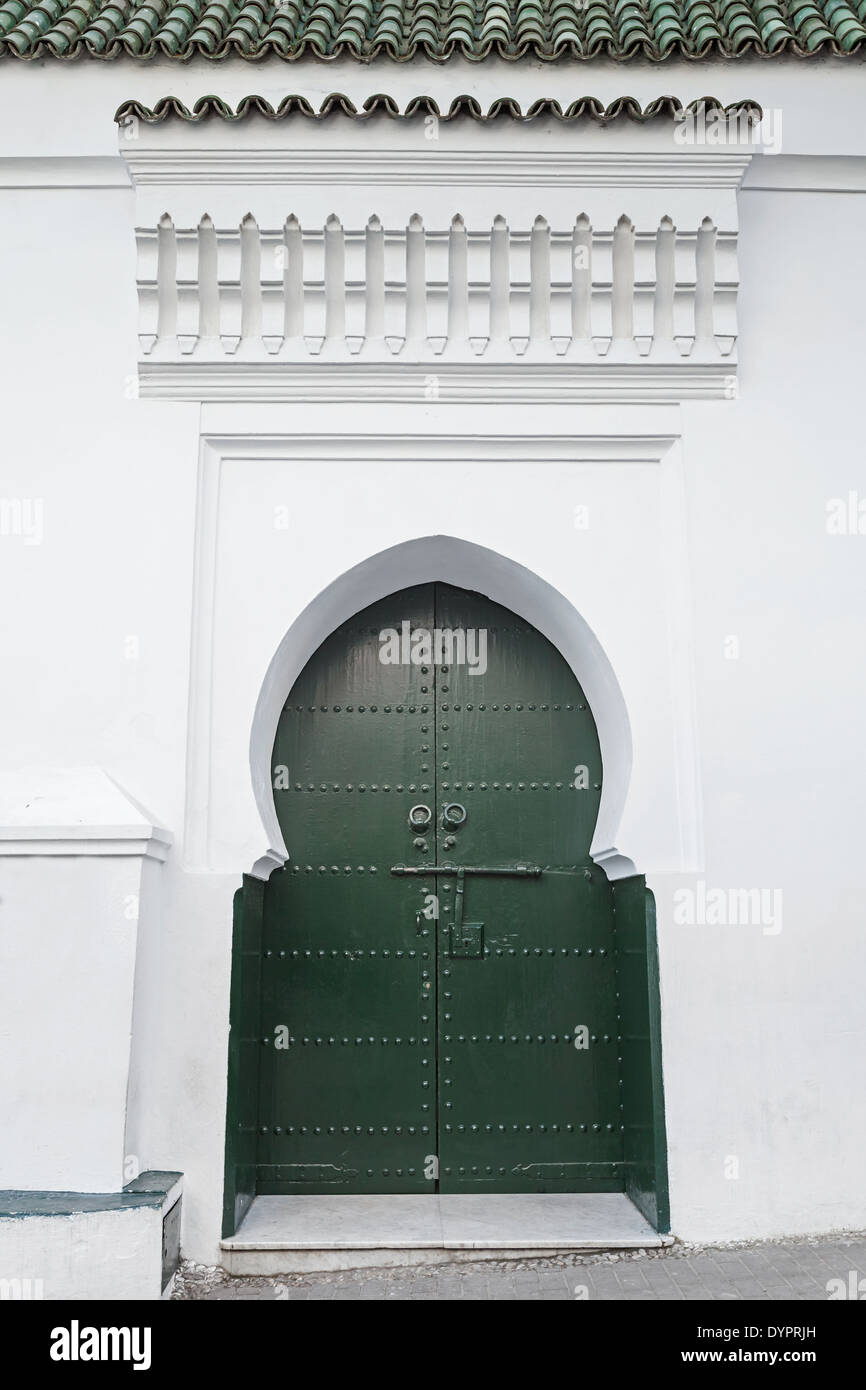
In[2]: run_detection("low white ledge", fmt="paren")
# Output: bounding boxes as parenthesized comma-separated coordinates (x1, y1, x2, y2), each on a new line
(0, 767, 171, 860)
(0, 157, 132, 189)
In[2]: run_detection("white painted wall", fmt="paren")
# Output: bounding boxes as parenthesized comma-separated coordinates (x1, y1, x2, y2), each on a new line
(0, 855, 141, 1190)
(656, 180, 866, 1238)
(3, 55, 866, 158)
(0, 770, 169, 1191)
(0, 61, 864, 1269)
(0, 1191, 179, 1300)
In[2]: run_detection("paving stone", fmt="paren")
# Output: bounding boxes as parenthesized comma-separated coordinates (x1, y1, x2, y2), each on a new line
(784, 1277, 826, 1295)
(174, 1232, 866, 1302)
(667, 1269, 709, 1286)
(581, 1277, 619, 1295)
(640, 1270, 685, 1298)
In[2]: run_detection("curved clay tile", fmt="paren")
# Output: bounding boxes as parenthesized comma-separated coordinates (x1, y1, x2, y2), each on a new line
(6, 0, 866, 58)
(113, 91, 766, 125)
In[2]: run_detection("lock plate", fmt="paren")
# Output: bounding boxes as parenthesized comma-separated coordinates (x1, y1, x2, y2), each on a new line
(451, 921, 484, 959)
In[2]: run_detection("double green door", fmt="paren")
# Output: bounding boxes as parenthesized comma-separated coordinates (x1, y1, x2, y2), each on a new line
(257, 583, 622, 1194)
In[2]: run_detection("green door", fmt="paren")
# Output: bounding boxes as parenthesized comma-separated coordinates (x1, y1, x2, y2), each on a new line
(254, 583, 623, 1196)
(432, 584, 621, 1193)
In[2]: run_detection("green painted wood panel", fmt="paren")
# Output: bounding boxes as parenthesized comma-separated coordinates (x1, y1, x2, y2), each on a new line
(258, 586, 438, 1192)
(433, 584, 621, 1191)
(222, 875, 264, 1237)
(612, 875, 670, 1231)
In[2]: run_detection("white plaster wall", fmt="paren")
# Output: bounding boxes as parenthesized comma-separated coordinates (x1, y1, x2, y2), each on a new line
(0, 175, 198, 840)
(130, 870, 237, 1272)
(0, 64, 864, 1265)
(0, 856, 144, 1191)
(656, 183, 866, 1240)
(0, 1205, 165, 1300)
(2, 56, 866, 159)
(124, 854, 165, 1182)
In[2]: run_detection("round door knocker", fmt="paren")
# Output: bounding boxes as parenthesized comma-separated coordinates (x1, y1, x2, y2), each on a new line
(408, 804, 433, 831)
(442, 802, 467, 828)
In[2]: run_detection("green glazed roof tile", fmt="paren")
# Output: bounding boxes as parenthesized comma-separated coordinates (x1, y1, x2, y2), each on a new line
(114, 91, 765, 122)
(3, 0, 866, 60)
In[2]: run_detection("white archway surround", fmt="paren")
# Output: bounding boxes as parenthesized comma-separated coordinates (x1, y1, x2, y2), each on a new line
(251, 533, 636, 880)
(183, 406, 703, 883)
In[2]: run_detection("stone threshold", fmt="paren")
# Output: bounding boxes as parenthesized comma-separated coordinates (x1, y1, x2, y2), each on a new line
(221, 1192, 672, 1275)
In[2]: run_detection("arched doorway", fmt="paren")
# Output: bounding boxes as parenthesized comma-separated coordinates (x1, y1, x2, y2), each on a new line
(224, 580, 668, 1234)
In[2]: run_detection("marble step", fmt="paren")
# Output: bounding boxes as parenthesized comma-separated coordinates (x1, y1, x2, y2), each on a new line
(221, 1193, 673, 1274)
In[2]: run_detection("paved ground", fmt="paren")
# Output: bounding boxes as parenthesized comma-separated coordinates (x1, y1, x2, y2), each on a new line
(173, 1232, 866, 1300)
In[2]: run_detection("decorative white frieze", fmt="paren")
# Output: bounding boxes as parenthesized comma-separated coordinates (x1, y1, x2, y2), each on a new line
(122, 115, 751, 401)
(137, 211, 738, 364)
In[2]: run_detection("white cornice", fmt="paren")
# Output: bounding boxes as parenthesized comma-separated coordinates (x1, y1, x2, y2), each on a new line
(140, 360, 736, 403)
(0, 768, 171, 861)
(123, 148, 754, 190)
(0, 829, 172, 860)
(743, 154, 866, 192)
(200, 428, 680, 463)
(119, 116, 755, 199)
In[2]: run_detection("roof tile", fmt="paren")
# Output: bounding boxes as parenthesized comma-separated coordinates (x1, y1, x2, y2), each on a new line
(114, 91, 765, 123)
(2, 0, 866, 60)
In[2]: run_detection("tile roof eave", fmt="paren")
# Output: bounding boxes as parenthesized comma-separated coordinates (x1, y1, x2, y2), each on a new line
(112, 92, 767, 125)
(2, 5, 866, 66)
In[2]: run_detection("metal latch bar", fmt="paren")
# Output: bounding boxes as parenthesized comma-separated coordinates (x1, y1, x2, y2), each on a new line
(390, 864, 542, 877)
